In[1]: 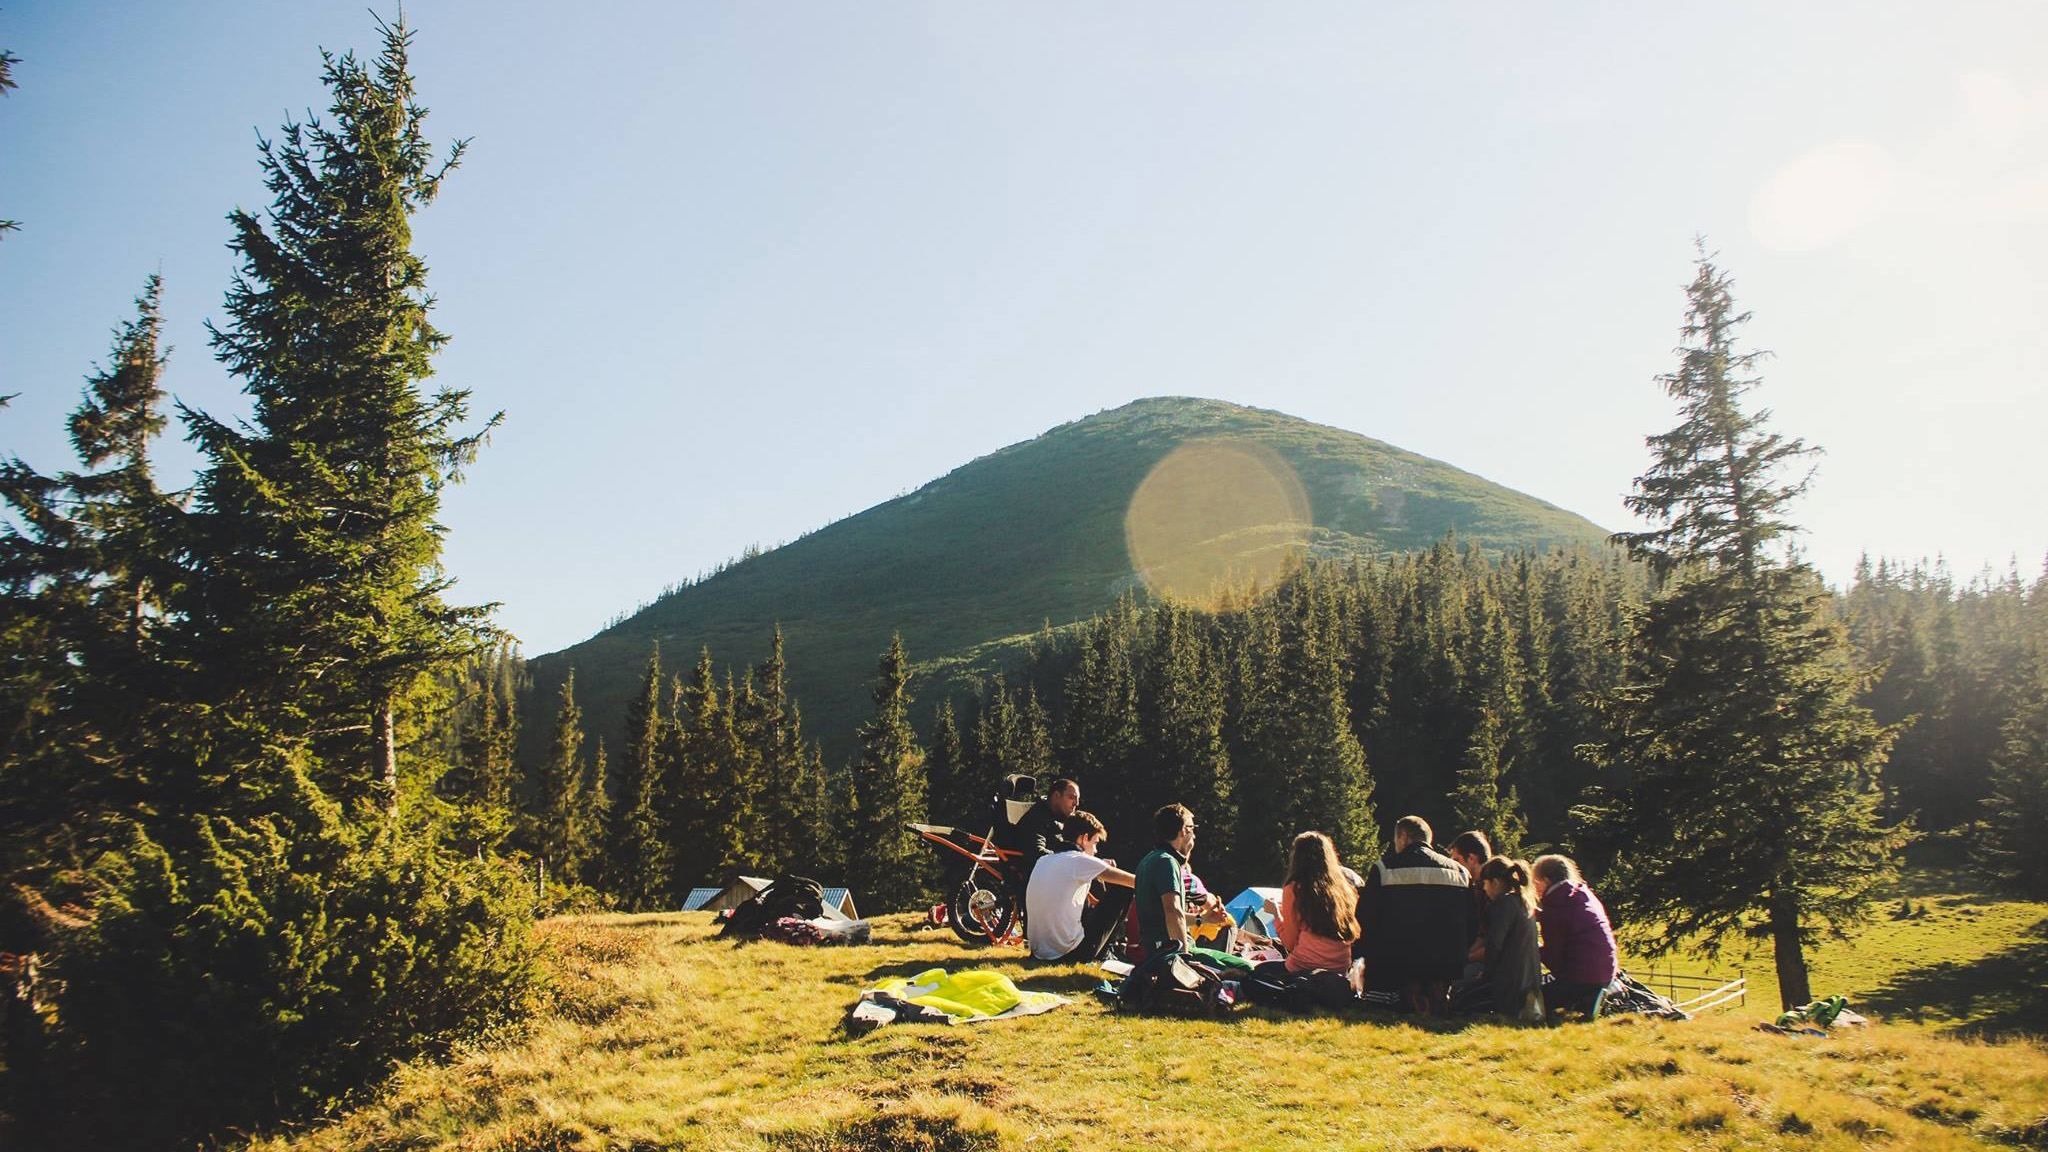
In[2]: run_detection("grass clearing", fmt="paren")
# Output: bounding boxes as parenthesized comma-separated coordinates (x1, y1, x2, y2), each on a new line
(1636, 865, 2048, 1036)
(249, 873, 2048, 1152)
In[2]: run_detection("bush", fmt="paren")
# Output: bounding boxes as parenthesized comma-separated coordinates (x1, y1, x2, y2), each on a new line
(45, 762, 542, 1147)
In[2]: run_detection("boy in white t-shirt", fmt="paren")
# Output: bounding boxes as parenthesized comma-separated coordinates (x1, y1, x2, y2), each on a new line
(1024, 811, 1137, 962)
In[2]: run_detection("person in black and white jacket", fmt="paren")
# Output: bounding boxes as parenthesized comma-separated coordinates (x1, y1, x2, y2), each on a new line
(1355, 814, 1478, 1015)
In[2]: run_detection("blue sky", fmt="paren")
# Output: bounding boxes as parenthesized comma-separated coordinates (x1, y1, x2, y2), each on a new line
(3, 2, 2043, 653)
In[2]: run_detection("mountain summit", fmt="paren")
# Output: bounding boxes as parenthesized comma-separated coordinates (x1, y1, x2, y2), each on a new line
(526, 397, 1609, 760)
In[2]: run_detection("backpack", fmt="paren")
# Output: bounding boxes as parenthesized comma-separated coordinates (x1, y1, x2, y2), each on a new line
(721, 875, 826, 938)
(1117, 948, 1228, 1016)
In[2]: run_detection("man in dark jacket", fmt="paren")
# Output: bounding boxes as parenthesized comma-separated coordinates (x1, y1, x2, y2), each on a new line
(1009, 777, 1080, 886)
(1357, 815, 1477, 1015)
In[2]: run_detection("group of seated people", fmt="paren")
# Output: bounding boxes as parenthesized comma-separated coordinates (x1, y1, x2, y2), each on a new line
(1016, 778, 1619, 1020)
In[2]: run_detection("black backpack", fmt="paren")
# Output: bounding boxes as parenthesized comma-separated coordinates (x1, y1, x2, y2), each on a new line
(721, 875, 826, 937)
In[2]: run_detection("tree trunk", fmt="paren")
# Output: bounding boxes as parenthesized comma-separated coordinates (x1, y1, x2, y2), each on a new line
(1769, 885, 1811, 1009)
(376, 700, 399, 816)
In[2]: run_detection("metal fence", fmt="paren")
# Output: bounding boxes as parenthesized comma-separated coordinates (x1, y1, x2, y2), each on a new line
(1635, 966, 1748, 1015)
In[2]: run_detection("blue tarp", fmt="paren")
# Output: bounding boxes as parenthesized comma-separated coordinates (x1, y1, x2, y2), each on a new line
(1225, 886, 1282, 937)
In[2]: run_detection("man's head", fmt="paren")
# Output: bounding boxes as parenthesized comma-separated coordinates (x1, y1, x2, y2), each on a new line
(1069, 810, 1108, 855)
(1049, 777, 1080, 817)
(1394, 815, 1433, 853)
(1449, 830, 1492, 876)
(1154, 803, 1195, 855)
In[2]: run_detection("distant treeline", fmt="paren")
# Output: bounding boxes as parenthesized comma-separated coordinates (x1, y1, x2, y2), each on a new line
(501, 543, 2048, 908)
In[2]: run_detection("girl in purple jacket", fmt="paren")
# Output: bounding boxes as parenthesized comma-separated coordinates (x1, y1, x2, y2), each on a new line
(1531, 854, 1618, 1019)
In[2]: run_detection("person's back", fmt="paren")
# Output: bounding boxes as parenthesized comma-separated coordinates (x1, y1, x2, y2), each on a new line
(1535, 877, 1617, 986)
(1531, 853, 1617, 1018)
(1476, 856, 1543, 1021)
(1358, 818, 1474, 991)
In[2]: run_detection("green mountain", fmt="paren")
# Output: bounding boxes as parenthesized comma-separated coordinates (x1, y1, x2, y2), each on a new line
(523, 397, 1610, 764)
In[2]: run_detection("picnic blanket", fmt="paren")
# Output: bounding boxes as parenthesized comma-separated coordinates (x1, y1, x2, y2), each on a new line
(846, 967, 1069, 1034)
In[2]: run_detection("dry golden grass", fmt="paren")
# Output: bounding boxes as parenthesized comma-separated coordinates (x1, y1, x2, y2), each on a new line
(243, 900, 2048, 1152)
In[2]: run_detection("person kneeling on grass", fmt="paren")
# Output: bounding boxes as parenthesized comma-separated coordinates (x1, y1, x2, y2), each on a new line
(1357, 815, 1475, 1015)
(1024, 810, 1136, 962)
(1473, 856, 1544, 1022)
(1532, 853, 1618, 1019)
(1448, 830, 1494, 978)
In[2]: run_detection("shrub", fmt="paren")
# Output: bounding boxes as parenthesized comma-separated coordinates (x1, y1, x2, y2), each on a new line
(47, 762, 542, 1147)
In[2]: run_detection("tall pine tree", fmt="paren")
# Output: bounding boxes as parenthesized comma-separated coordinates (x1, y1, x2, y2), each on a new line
(1977, 653, 2048, 894)
(182, 17, 497, 813)
(537, 669, 588, 885)
(1582, 249, 1907, 1008)
(845, 635, 928, 910)
(611, 643, 671, 910)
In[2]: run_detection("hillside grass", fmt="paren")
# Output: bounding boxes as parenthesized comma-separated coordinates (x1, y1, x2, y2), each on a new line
(250, 873, 2048, 1152)
(1629, 863, 2048, 1036)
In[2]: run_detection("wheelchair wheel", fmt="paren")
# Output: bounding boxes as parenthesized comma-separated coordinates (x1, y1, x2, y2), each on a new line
(948, 872, 1019, 947)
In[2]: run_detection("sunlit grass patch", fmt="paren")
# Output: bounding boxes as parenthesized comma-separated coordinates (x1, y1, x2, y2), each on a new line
(247, 879, 2048, 1152)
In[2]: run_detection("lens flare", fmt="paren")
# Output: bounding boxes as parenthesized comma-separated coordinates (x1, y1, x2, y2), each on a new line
(1123, 439, 1311, 609)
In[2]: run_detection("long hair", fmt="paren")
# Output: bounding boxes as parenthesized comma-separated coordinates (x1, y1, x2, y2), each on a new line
(1479, 856, 1535, 918)
(1284, 831, 1360, 942)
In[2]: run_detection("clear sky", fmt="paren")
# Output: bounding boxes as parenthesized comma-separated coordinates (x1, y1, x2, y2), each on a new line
(3, 2, 2043, 654)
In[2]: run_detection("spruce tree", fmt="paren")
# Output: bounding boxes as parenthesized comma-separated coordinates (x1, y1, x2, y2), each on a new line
(845, 635, 929, 910)
(578, 739, 611, 889)
(1061, 597, 1144, 828)
(668, 650, 749, 890)
(1233, 575, 1375, 869)
(1977, 657, 2048, 894)
(1143, 601, 1235, 875)
(446, 642, 519, 853)
(611, 643, 671, 910)
(1017, 684, 1057, 781)
(1288, 575, 1376, 859)
(0, 278, 183, 1122)
(1449, 707, 1525, 857)
(744, 628, 810, 876)
(538, 669, 587, 883)
(924, 699, 971, 826)
(9, 22, 541, 1144)
(182, 16, 497, 812)
(971, 679, 1019, 785)
(1582, 249, 1907, 1008)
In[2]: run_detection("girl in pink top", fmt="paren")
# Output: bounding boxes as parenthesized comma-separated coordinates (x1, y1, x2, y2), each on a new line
(1277, 831, 1359, 973)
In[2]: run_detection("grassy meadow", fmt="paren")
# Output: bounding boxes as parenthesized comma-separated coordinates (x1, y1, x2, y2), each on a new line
(248, 871, 2048, 1152)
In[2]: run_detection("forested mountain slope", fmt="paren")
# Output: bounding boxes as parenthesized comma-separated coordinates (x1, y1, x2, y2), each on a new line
(524, 397, 1610, 764)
